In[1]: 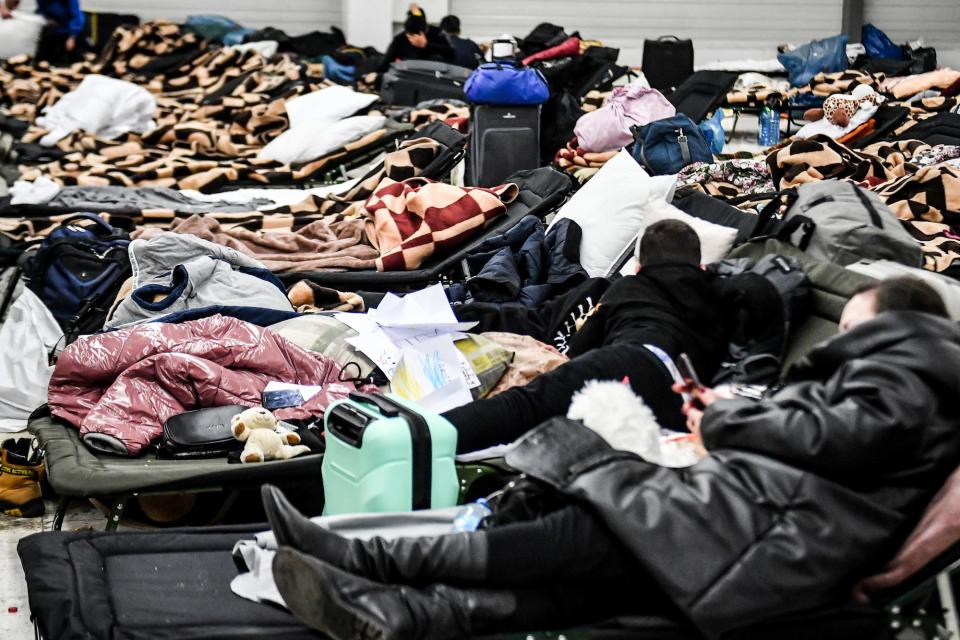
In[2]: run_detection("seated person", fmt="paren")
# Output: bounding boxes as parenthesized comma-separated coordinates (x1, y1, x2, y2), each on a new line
(444, 219, 729, 452)
(439, 14, 481, 69)
(261, 276, 960, 639)
(378, 5, 454, 75)
(1, 0, 84, 65)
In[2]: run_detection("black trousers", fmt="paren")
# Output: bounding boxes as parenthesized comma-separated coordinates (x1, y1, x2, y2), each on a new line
(444, 342, 683, 453)
(482, 503, 675, 629)
(35, 25, 82, 66)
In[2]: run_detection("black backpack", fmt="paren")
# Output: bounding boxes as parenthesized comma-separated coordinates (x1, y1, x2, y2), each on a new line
(712, 254, 811, 385)
(19, 213, 132, 344)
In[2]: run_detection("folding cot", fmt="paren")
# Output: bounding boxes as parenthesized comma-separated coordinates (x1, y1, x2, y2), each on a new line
(17, 492, 960, 639)
(276, 166, 575, 292)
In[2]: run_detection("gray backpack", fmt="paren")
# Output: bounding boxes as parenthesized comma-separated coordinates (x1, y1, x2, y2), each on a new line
(753, 181, 923, 268)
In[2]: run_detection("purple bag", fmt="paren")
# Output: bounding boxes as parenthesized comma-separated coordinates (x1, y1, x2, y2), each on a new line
(574, 85, 676, 152)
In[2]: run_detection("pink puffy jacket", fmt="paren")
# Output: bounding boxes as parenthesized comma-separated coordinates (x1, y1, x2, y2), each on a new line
(48, 315, 364, 455)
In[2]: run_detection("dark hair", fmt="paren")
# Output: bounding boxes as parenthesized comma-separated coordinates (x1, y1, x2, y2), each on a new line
(439, 15, 460, 34)
(636, 219, 701, 267)
(855, 277, 948, 318)
(404, 14, 427, 34)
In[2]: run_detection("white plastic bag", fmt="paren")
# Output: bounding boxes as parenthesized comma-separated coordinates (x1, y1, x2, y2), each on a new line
(0, 289, 61, 432)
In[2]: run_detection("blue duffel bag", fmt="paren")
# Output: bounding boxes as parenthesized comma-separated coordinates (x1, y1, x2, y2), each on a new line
(464, 61, 549, 106)
(631, 114, 713, 175)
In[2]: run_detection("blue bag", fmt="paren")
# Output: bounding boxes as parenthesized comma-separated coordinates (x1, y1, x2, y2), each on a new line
(777, 34, 849, 87)
(631, 115, 713, 176)
(464, 62, 550, 106)
(699, 109, 725, 155)
(20, 213, 131, 342)
(862, 24, 904, 60)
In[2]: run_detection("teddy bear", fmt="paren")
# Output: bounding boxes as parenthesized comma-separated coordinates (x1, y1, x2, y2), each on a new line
(230, 406, 310, 463)
(803, 84, 885, 127)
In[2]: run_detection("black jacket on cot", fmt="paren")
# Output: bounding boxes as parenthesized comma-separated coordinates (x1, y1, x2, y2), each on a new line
(567, 263, 728, 372)
(507, 310, 960, 638)
(378, 27, 455, 74)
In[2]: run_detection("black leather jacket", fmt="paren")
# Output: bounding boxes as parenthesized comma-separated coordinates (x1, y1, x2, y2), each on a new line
(506, 311, 960, 637)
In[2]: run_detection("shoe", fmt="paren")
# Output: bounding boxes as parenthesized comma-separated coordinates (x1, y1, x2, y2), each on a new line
(262, 484, 488, 585)
(273, 547, 517, 640)
(0, 438, 45, 518)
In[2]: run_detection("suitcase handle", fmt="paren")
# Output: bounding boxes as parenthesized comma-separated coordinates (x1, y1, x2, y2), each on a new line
(349, 391, 433, 510)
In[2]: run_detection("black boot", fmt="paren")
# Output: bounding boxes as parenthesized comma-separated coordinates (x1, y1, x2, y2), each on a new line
(273, 547, 517, 640)
(262, 485, 488, 585)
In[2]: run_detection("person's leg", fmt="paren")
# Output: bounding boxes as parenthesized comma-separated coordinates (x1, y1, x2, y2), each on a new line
(444, 343, 682, 453)
(273, 549, 667, 640)
(484, 502, 639, 584)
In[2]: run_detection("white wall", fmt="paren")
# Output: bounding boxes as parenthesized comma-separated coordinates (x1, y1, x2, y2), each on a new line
(450, 0, 844, 67)
(864, 0, 960, 68)
(18, 0, 342, 36)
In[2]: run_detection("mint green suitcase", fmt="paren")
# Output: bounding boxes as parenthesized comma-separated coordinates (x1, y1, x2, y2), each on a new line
(322, 391, 459, 515)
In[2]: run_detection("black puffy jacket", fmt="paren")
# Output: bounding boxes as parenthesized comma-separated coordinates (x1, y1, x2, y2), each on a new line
(506, 311, 960, 637)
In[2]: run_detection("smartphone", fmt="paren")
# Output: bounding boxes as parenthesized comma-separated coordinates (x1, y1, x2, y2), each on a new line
(677, 353, 702, 389)
(677, 353, 705, 409)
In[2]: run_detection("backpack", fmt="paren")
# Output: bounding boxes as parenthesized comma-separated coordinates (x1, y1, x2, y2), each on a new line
(712, 254, 811, 385)
(753, 181, 924, 268)
(630, 114, 712, 175)
(19, 213, 131, 343)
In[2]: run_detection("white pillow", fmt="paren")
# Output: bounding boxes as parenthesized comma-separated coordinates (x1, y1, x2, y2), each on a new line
(618, 197, 739, 276)
(258, 115, 386, 165)
(549, 149, 650, 278)
(284, 85, 379, 130)
(649, 174, 678, 203)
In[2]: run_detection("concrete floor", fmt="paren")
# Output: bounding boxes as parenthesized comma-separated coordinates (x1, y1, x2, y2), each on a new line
(0, 469, 124, 640)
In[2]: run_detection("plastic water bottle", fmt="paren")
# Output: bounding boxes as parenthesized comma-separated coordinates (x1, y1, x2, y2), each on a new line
(452, 498, 492, 532)
(758, 96, 782, 147)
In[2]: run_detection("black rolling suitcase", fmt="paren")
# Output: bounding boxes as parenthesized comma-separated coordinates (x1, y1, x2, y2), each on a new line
(468, 105, 541, 188)
(380, 60, 472, 106)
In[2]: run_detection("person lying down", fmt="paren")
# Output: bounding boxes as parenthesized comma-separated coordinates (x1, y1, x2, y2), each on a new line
(259, 275, 960, 639)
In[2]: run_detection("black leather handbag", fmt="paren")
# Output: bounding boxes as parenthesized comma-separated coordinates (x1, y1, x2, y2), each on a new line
(642, 36, 694, 93)
(161, 405, 248, 459)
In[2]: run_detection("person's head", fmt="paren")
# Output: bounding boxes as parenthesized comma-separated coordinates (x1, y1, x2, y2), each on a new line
(439, 15, 461, 35)
(839, 277, 949, 332)
(635, 219, 701, 270)
(404, 14, 427, 35)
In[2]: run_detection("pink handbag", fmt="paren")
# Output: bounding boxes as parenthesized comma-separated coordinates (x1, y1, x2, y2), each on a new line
(574, 85, 676, 152)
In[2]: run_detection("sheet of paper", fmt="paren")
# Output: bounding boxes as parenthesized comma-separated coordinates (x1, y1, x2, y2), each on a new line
(369, 284, 473, 330)
(390, 336, 469, 402)
(333, 312, 380, 335)
(415, 378, 473, 414)
(345, 333, 402, 379)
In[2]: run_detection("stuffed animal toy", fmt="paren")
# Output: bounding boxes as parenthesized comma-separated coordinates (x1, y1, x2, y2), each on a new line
(567, 379, 705, 467)
(230, 406, 310, 463)
(803, 84, 885, 127)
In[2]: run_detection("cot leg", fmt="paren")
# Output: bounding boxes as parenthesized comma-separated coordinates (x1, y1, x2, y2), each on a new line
(937, 570, 960, 638)
(104, 497, 129, 532)
(51, 496, 71, 531)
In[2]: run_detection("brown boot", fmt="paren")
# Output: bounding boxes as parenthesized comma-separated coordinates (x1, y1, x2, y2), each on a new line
(0, 438, 45, 518)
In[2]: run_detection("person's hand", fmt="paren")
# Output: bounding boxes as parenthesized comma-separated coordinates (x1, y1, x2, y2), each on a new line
(0, 6, 11, 19)
(671, 384, 720, 437)
(408, 3, 421, 14)
(406, 32, 427, 48)
(65, 36, 76, 51)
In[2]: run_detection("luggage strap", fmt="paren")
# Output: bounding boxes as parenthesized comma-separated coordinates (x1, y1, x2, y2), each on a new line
(676, 128, 690, 165)
(349, 391, 433, 510)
